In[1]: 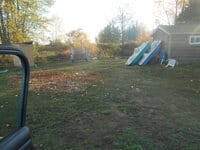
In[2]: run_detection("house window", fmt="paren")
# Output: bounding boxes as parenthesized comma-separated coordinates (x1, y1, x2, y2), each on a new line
(189, 35, 200, 45)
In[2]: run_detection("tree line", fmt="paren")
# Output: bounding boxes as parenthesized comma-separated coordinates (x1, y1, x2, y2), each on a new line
(0, 0, 200, 57)
(95, 7, 151, 57)
(96, 0, 200, 56)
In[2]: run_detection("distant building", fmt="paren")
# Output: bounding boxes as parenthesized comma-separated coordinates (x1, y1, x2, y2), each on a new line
(71, 48, 89, 62)
(153, 24, 200, 63)
(13, 42, 35, 66)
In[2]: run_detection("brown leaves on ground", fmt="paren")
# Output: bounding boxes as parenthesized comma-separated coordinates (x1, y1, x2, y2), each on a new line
(29, 71, 100, 93)
(10, 71, 100, 93)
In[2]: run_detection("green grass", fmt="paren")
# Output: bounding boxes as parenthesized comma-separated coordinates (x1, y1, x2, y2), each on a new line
(112, 128, 154, 150)
(0, 59, 200, 149)
(0, 69, 22, 138)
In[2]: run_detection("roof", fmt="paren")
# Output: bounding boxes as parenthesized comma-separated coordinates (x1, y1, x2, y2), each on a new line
(154, 24, 200, 35)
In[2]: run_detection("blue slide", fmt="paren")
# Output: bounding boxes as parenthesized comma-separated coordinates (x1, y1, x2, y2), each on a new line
(125, 42, 150, 65)
(138, 40, 162, 66)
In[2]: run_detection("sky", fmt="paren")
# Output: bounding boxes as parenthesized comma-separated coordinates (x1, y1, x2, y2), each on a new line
(49, 0, 155, 42)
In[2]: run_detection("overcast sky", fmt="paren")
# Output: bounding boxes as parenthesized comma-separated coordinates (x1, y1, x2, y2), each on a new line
(49, 0, 155, 42)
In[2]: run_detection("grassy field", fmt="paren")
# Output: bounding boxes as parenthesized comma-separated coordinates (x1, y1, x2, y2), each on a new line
(0, 59, 200, 150)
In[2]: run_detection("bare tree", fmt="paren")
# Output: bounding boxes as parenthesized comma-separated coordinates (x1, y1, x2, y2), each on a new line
(154, 0, 188, 25)
(116, 7, 133, 47)
(48, 15, 65, 42)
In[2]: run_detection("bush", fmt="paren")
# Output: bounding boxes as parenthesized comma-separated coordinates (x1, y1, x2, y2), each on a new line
(119, 42, 138, 56)
(97, 43, 121, 57)
(0, 55, 13, 67)
(97, 42, 139, 57)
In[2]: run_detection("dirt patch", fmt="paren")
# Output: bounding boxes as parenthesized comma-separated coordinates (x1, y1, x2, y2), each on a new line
(10, 71, 100, 93)
(30, 71, 100, 93)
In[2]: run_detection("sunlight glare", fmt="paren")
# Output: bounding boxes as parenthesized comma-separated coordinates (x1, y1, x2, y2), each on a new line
(50, 0, 155, 42)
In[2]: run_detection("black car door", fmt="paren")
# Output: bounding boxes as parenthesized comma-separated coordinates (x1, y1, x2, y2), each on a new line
(0, 45, 33, 150)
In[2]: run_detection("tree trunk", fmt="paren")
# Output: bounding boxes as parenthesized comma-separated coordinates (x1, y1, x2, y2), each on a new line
(0, 1, 10, 44)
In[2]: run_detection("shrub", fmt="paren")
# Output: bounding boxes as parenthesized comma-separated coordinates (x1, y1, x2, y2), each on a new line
(0, 55, 13, 67)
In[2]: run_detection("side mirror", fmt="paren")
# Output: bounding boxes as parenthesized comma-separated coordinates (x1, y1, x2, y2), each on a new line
(0, 45, 33, 149)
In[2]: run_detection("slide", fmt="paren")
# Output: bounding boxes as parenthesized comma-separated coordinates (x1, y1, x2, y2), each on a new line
(125, 42, 150, 65)
(138, 40, 162, 66)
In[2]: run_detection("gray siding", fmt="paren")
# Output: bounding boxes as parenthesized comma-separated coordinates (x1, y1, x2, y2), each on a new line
(171, 34, 200, 62)
(153, 29, 200, 63)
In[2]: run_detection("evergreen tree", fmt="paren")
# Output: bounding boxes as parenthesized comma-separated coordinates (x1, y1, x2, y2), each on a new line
(97, 22, 121, 44)
(125, 25, 138, 41)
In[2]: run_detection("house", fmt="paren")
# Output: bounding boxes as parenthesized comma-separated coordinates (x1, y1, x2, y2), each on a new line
(153, 24, 200, 63)
(13, 42, 35, 67)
